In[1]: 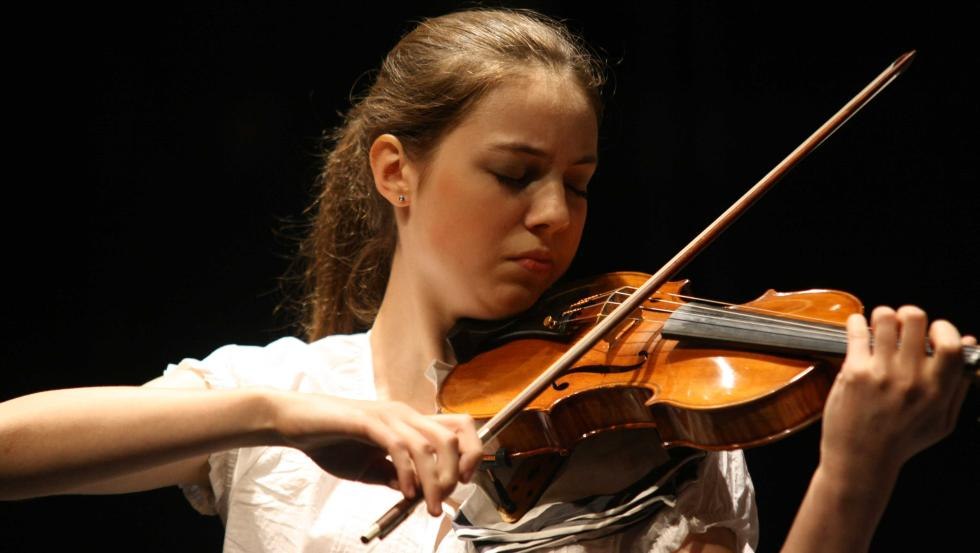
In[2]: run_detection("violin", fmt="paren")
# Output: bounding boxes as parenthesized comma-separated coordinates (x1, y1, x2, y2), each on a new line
(361, 50, 976, 543)
(438, 272, 978, 520)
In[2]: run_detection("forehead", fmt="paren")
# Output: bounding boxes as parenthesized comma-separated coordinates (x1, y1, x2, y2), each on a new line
(444, 71, 598, 158)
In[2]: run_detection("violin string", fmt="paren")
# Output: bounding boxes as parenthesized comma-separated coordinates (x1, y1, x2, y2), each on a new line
(633, 300, 846, 343)
(562, 289, 849, 342)
(561, 301, 846, 344)
(561, 288, 824, 328)
(650, 299, 846, 339)
(662, 298, 978, 359)
(557, 289, 979, 361)
(559, 290, 831, 335)
(605, 287, 850, 335)
(622, 288, 852, 334)
(569, 287, 977, 348)
(664, 305, 846, 343)
(591, 288, 849, 339)
(561, 287, 638, 317)
(558, 308, 673, 326)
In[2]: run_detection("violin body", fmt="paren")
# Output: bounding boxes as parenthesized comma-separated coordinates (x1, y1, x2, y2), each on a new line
(439, 272, 863, 519)
(441, 272, 862, 452)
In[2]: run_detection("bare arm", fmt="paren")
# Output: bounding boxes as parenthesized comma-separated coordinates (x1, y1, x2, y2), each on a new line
(781, 307, 973, 552)
(60, 371, 216, 495)
(0, 380, 278, 500)
(0, 371, 482, 514)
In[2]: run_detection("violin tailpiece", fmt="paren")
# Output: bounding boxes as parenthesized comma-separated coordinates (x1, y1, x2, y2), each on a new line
(476, 453, 567, 523)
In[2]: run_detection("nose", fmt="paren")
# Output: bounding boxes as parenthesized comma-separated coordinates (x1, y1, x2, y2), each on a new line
(524, 177, 572, 234)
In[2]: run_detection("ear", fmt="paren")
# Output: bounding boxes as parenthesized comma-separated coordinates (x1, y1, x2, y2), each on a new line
(369, 133, 418, 207)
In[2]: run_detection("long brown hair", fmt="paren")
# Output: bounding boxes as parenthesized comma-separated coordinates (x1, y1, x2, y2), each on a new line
(299, 8, 606, 340)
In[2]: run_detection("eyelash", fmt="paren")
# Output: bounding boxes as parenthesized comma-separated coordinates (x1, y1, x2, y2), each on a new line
(495, 173, 530, 187)
(494, 173, 589, 199)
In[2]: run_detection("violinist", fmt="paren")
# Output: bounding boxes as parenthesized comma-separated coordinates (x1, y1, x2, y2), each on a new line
(0, 8, 973, 553)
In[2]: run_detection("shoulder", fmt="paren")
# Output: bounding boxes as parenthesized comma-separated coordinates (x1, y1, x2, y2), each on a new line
(307, 332, 372, 364)
(162, 333, 372, 394)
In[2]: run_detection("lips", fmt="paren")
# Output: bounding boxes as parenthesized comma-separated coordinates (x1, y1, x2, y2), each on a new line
(510, 250, 554, 273)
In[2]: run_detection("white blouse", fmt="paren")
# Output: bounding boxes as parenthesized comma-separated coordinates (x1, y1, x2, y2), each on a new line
(164, 333, 758, 552)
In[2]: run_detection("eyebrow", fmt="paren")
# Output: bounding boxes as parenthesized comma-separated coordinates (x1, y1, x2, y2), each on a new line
(488, 142, 598, 165)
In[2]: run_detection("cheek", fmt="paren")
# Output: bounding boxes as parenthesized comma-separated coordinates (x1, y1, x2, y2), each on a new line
(416, 177, 511, 275)
(423, 194, 482, 254)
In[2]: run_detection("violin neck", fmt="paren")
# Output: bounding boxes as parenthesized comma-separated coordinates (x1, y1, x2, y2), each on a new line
(662, 303, 979, 367)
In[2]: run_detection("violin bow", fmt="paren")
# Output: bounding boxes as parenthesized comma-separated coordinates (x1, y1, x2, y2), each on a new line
(361, 50, 924, 543)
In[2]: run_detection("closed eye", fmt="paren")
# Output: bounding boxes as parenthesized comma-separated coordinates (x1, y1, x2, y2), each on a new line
(493, 171, 534, 188)
(493, 170, 589, 199)
(565, 183, 589, 199)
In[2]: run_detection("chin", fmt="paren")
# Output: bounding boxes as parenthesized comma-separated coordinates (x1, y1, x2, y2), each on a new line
(468, 284, 544, 321)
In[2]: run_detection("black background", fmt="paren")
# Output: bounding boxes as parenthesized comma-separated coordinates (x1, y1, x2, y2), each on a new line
(3, 1, 977, 551)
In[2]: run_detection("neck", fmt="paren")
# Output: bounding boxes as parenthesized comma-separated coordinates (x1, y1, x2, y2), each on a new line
(662, 302, 980, 368)
(369, 250, 456, 414)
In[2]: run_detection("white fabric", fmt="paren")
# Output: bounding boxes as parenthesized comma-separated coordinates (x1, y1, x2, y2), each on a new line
(164, 333, 758, 552)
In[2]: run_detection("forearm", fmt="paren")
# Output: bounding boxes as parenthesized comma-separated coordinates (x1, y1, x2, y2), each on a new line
(0, 386, 280, 499)
(781, 462, 899, 553)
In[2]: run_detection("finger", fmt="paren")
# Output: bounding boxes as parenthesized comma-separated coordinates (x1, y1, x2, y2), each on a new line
(387, 432, 421, 500)
(412, 415, 463, 492)
(964, 336, 978, 381)
(844, 312, 872, 369)
(870, 306, 898, 365)
(393, 418, 446, 516)
(928, 320, 967, 438)
(927, 319, 963, 386)
(896, 305, 928, 374)
(363, 418, 421, 500)
(434, 414, 482, 482)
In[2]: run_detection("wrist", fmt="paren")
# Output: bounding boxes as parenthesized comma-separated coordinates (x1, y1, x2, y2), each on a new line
(818, 437, 906, 490)
(257, 388, 351, 448)
(243, 388, 290, 447)
(813, 458, 901, 502)
(784, 463, 901, 553)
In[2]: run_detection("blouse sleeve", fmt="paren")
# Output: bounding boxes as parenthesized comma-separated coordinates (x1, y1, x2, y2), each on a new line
(162, 337, 311, 391)
(160, 337, 311, 517)
(637, 450, 759, 553)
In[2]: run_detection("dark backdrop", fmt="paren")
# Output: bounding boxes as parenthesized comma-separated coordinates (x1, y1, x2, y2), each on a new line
(3, 1, 977, 551)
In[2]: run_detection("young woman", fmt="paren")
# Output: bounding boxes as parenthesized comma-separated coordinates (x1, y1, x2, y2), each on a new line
(1, 8, 973, 553)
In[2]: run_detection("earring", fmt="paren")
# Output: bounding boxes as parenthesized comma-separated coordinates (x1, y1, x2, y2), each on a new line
(397, 194, 407, 204)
